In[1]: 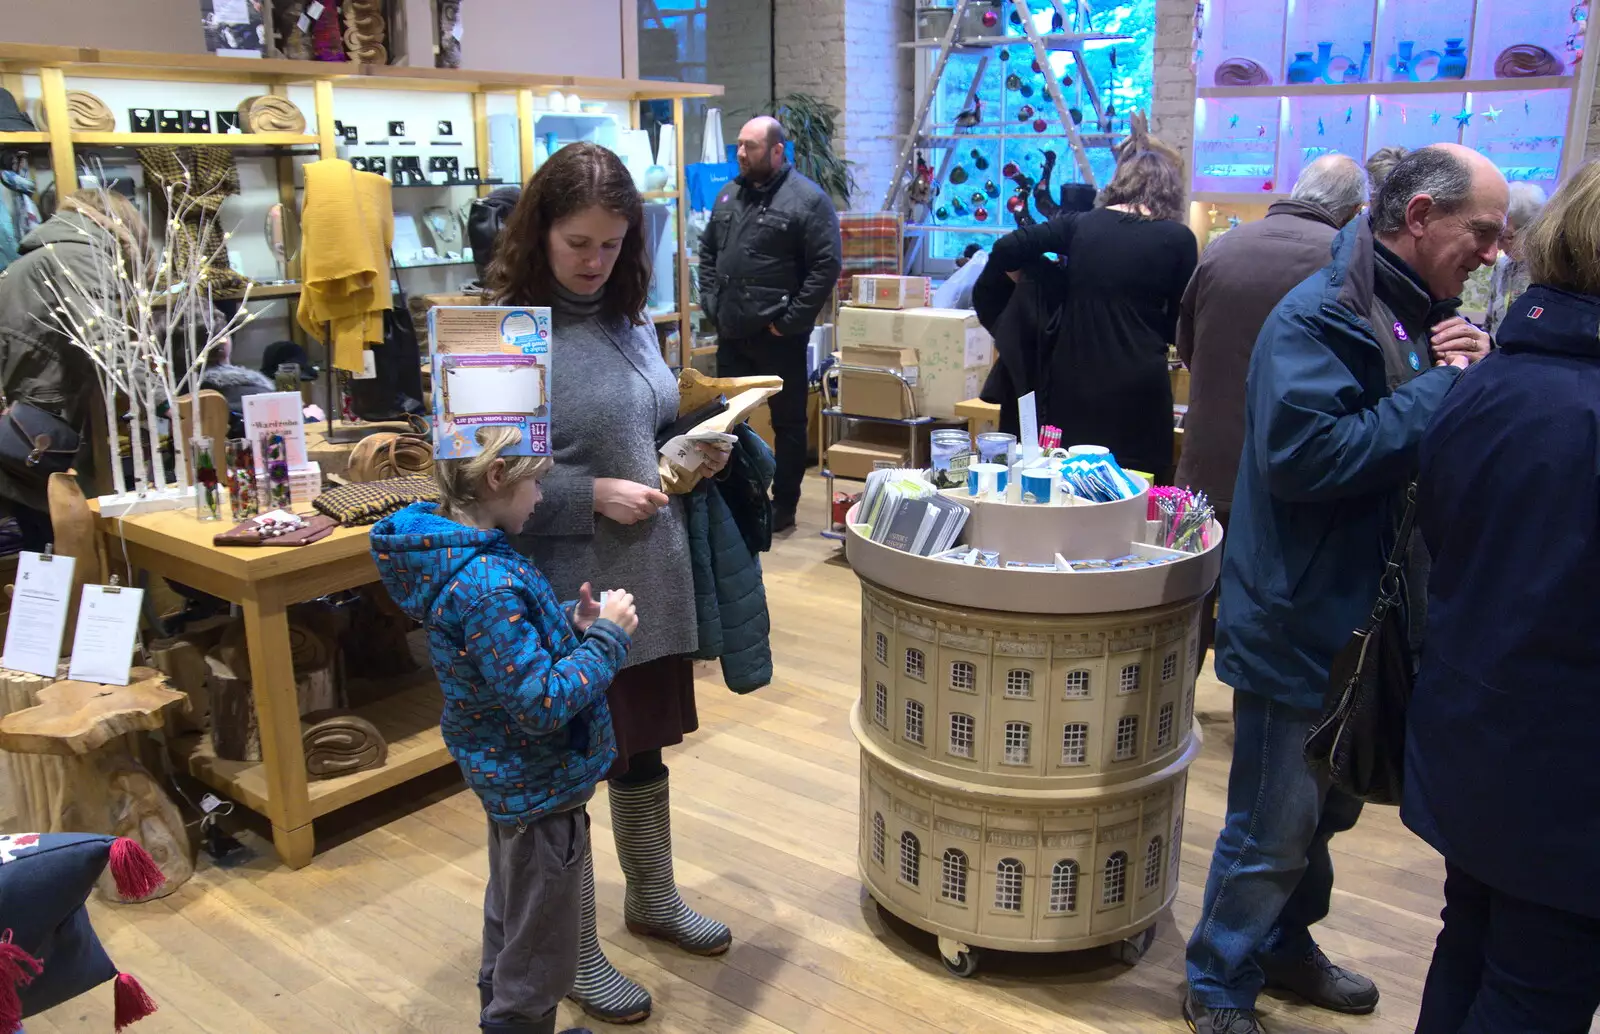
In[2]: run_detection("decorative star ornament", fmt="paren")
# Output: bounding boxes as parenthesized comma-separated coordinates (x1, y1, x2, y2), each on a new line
(1344, 106, 1353, 124)
(1228, 113, 1240, 128)
(1317, 116, 1326, 136)
(1430, 109, 1443, 125)
(1454, 107, 1474, 128)
(1484, 104, 1503, 122)
(1257, 123, 1267, 137)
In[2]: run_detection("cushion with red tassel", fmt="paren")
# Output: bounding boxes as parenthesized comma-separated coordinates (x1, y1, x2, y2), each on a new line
(0, 833, 162, 1031)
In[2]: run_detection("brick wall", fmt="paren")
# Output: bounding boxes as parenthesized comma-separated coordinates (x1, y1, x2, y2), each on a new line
(705, 0, 775, 149)
(841, 0, 915, 209)
(771, 0, 913, 209)
(1150, 0, 1196, 183)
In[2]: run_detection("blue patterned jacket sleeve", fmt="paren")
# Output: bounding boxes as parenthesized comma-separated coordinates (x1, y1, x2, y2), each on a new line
(460, 589, 631, 736)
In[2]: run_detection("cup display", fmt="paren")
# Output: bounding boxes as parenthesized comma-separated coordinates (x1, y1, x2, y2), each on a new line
(967, 463, 1009, 498)
(1020, 469, 1056, 504)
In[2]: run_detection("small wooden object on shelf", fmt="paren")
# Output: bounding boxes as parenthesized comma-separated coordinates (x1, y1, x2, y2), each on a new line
(0, 667, 193, 902)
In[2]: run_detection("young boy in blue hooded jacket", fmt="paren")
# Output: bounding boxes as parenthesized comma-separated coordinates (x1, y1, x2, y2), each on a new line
(370, 426, 638, 1034)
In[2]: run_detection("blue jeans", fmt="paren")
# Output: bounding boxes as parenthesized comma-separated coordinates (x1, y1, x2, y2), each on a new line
(1186, 690, 1364, 1010)
(1417, 861, 1600, 1033)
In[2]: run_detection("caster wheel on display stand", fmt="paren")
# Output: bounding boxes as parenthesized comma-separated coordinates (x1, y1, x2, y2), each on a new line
(1112, 925, 1157, 966)
(938, 936, 980, 978)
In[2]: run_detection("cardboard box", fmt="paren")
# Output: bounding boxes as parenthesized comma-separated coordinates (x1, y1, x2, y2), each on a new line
(835, 306, 994, 418)
(827, 435, 910, 481)
(852, 275, 931, 309)
(839, 343, 919, 419)
(839, 367, 916, 420)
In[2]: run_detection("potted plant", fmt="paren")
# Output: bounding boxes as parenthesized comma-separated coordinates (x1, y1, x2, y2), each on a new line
(769, 93, 856, 207)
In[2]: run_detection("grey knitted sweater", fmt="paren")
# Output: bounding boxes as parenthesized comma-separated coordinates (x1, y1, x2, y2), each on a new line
(512, 288, 696, 668)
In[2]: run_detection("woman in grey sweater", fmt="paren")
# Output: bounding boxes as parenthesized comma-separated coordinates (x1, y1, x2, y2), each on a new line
(489, 142, 731, 1027)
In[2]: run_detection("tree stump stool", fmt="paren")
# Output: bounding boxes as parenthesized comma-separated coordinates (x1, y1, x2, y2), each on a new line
(205, 621, 341, 763)
(0, 668, 194, 902)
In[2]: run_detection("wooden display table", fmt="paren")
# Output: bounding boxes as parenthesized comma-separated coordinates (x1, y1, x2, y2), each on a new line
(89, 504, 452, 868)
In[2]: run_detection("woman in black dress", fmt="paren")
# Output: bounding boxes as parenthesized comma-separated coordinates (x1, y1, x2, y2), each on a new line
(988, 149, 1197, 480)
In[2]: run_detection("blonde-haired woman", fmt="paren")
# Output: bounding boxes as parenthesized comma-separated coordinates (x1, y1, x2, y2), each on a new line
(988, 143, 1197, 479)
(0, 188, 148, 548)
(1406, 159, 1600, 1032)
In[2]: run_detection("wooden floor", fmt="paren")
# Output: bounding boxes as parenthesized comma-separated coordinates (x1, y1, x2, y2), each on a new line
(18, 480, 1583, 1034)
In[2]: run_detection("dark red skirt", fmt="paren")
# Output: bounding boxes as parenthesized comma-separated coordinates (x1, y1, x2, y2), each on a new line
(605, 654, 698, 780)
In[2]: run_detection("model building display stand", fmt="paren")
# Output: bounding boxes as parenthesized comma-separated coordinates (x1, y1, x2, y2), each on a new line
(845, 483, 1221, 976)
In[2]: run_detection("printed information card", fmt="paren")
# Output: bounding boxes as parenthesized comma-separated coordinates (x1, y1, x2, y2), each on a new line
(66, 584, 146, 687)
(1, 551, 77, 678)
(429, 306, 552, 460)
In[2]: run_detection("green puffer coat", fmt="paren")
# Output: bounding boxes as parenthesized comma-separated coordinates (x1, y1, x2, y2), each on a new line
(686, 424, 774, 692)
(0, 212, 111, 513)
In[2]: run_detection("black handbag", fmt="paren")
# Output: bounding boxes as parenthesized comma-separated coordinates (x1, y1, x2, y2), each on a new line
(0, 401, 80, 483)
(1304, 483, 1419, 805)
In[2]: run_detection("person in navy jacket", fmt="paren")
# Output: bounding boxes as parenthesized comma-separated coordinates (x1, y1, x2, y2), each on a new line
(1184, 145, 1504, 1034)
(1406, 160, 1600, 1032)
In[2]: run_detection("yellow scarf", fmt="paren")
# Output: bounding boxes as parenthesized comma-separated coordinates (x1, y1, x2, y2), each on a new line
(295, 159, 394, 371)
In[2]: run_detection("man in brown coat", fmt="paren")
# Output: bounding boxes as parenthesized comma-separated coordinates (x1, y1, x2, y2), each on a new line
(1176, 153, 1369, 655)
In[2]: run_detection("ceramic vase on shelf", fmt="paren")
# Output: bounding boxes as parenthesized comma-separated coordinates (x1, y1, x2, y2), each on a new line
(1390, 40, 1416, 81)
(192, 437, 221, 522)
(1287, 51, 1320, 83)
(226, 438, 259, 519)
(1438, 38, 1468, 80)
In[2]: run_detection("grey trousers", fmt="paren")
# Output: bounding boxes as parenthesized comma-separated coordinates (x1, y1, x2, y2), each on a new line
(481, 806, 588, 1027)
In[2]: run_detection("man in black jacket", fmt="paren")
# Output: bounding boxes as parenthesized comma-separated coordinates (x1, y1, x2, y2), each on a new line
(700, 116, 841, 532)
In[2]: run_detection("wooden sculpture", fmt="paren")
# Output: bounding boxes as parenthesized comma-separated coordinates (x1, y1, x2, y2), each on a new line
(47, 472, 102, 647)
(0, 668, 193, 901)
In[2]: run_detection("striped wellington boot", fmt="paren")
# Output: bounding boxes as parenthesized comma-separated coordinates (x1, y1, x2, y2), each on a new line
(569, 846, 653, 1024)
(608, 771, 733, 956)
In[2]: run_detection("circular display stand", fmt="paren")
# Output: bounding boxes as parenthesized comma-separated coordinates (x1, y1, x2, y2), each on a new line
(844, 490, 1221, 977)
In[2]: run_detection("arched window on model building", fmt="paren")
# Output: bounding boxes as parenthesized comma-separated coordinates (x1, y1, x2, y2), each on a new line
(1005, 669, 1034, 698)
(950, 660, 976, 693)
(1063, 668, 1092, 698)
(1050, 860, 1080, 913)
(949, 713, 975, 758)
(1157, 702, 1176, 748)
(941, 849, 968, 904)
(1144, 837, 1164, 893)
(905, 647, 926, 681)
(1162, 651, 1178, 682)
(1104, 851, 1129, 906)
(1119, 663, 1142, 694)
(1115, 715, 1140, 760)
(874, 631, 887, 665)
(995, 858, 1024, 912)
(872, 813, 886, 866)
(1061, 723, 1089, 765)
(874, 682, 888, 727)
(900, 831, 921, 887)
(905, 700, 925, 745)
(1004, 722, 1032, 765)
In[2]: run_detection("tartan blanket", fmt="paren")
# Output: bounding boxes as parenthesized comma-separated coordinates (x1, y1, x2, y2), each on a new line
(836, 212, 902, 298)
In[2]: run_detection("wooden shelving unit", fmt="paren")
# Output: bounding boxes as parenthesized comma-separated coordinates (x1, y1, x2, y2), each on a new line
(174, 676, 451, 821)
(0, 44, 722, 368)
(70, 131, 322, 147)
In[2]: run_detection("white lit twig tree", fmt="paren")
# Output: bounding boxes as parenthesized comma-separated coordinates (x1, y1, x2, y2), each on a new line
(31, 161, 257, 502)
